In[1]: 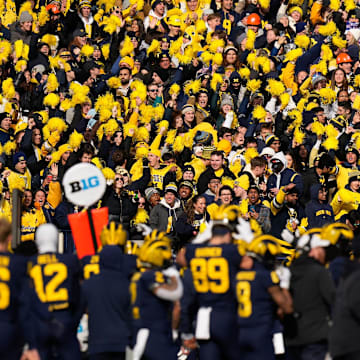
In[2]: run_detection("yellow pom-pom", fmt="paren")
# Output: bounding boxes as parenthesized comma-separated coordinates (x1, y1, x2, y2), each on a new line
(101, 43, 110, 60)
(329, 0, 340, 10)
(319, 88, 336, 105)
(0, 40, 12, 64)
(323, 136, 339, 150)
(47, 117, 68, 133)
(41, 34, 58, 47)
(258, 0, 270, 8)
(132, 208, 149, 225)
(2, 78, 15, 100)
(321, 44, 333, 61)
(245, 29, 256, 50)
(165, 129, 176, 145)
(68, 130, 84, 149)
(135, 127, 150, 143)
(311, 121, 325, 136)
(210, 73, 223, 92)
(3, 140, 16, 155)
(266, 79, 285, 97)
(46, 73, 59, 93)
(344, 0, 356, 11)
(38, 6, 49, 26)
(332, 35, 346, 49)
(43, 93, 60, 107)
(253, 105, 266, 120)
(81, 44, 94, 58)
(157, 120, 169, 133)
(169, 83, 180, 96)
(318, 21, 337, 36)
(173, 136, 184, 153)
(247, 79, 261, 93)
(14, 40, 24, 59)
(285, 48, 303, 62)
(213, 53, 223, 65)
(294, 127, 305, 145)
(280, 92, 290, 109)
(102, 167, 115, 181)
(91, 157, 103, 169)
(239, 66, 250, 80)
(353, 94, 360, 110)
(107, 77, 121, 89)
(325, 124, 339, 138)
(120, 36, 134, 58)
(147, 39, 161, 55)
(104, 118, 120, 136)
(294, 34, 310, 49)
(60, 98, 73, 111)
(14, 59, 27, 73)
(244, 147, 259, 163)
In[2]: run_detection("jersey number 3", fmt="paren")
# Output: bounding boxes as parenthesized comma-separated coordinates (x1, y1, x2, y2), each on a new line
(30, 263, 69, 303)
(190, 258, 229, 293)
(0, 267, 10, 309)
(236, 281, 252, 317)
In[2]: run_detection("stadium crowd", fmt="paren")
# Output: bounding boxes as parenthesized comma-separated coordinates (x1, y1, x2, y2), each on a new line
(0, 0, 360, 358)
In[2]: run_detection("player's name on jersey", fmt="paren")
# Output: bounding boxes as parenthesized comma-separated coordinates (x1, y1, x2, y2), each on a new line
(195, 247, 223, 257)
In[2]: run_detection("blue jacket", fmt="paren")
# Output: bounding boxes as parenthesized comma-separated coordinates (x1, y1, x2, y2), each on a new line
(305, 184, 334, 229)
(267, 168, 304, 195)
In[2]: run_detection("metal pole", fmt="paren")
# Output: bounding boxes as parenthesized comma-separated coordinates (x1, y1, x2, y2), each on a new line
(11, 189, 22, 250)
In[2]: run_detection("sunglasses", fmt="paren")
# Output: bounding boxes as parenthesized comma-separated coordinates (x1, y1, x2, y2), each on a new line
(139, 201, 146, 205)
(115, 177, 123, 181)
(149, 89, 158, 92)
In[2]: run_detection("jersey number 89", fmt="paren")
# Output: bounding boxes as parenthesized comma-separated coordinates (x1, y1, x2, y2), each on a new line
(190, 257, 229, 293)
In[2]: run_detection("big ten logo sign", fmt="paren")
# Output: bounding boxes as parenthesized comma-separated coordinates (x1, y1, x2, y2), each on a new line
(70, 176, 100, 193)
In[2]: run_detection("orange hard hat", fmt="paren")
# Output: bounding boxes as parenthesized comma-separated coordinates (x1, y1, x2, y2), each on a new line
(247, 13, 261, 26)
(336, 53, 352, 65)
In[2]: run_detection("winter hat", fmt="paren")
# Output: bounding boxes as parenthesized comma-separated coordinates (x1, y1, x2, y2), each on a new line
(145, 187, 160, 201)
(346, 28, 360, 42)
(182, 104, 195, 115)
(221, 94, 234, 108)
(164, 183, 178, 196)
(19, 11, 33, 23)
(13, 152, 27, 166)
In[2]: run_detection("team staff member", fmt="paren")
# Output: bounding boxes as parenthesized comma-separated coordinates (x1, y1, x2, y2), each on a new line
(82, 222, 137, 360)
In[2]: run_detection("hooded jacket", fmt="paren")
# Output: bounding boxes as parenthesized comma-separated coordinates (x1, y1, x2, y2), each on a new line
(267, 151, 304, 195)
(305, 184, 334, 229)
(149, 197, 184, 239)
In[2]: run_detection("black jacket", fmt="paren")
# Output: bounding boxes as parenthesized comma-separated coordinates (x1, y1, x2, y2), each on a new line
(197, 166, 235, 195)
(286, 255, 335, 346)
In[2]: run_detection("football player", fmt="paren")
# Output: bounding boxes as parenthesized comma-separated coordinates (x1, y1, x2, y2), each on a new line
(29, 223, 83, 359)
(130, 230, 183, 360)
(235, 235, 293, 360)
(0, 218, 40, 360)
(82, 222, 137, 359)
(177, 218, 247, 360)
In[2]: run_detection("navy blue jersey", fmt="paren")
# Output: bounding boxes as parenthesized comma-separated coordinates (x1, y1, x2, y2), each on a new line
(130, 269, 174, 334)
(29, 253, 81, 312)
(235, 261, 279, 327)
(0, 253, 27, 323)
(82, 246, 133, 355)
(185, 243, 242, 308)
(81, 245, 137, 280)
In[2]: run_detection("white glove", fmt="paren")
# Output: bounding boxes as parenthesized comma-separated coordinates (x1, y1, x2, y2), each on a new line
(162, 266, 180, 278)
(223, 111, 234, 128)
(233, 218, 254, 243)
(136, 223, 152, 236)
(192, 221, 213, 244)
(281, 229, 295, 244)
(276, 266, 291, 290)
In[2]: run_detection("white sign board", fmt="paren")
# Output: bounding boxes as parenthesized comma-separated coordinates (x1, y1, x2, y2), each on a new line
(62, 163, 106, 207)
